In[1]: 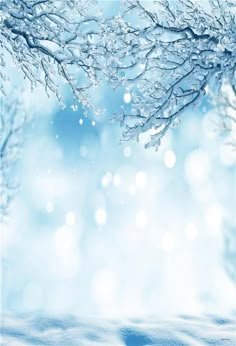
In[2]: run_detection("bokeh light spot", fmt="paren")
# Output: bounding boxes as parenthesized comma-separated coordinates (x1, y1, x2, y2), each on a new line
(66, 211, 76, 226)
(124, 92, 131, 104)
(95, 208, 107, 226)
(101, 172, 113, 188)
(164, 150, 176, 168)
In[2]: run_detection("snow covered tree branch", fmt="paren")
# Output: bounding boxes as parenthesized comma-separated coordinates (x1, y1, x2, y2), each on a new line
(210, 83, 236, 150)
(103, 0, 236, 149)
(0, 0, 103, 112)
(1, 0, 236, 150)
(0, 94, 30, 223)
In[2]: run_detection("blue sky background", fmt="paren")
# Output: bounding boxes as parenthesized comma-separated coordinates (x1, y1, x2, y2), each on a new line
(1, 0, 236, 320)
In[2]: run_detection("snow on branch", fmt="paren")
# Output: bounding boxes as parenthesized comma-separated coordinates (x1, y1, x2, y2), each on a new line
(103, 0, 236, 149)
(1, 0, 236, 150)
(210, 83, 236, 150)
(0, 94, 30, 223)
(0, 0, 102, 112)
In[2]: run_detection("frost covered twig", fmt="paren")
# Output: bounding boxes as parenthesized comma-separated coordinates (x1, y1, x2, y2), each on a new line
(0, 94, 30, 223)
(103, 0, 236, 149)
(0, 0, 102, 112)
(1, 0, 236, 150)
(211, 84, 236, 150)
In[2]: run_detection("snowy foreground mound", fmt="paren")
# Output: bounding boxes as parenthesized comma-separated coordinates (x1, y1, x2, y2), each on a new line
(1, 314, 236, 345)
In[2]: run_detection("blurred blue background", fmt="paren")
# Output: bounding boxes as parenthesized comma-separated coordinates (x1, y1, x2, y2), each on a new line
(1, 0, 236, 322)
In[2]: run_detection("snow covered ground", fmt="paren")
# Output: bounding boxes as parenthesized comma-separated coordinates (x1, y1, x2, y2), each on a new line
(1, 314, 236, 345)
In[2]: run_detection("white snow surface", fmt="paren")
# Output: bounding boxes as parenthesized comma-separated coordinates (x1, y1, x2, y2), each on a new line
(1, 313, 236, 345)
